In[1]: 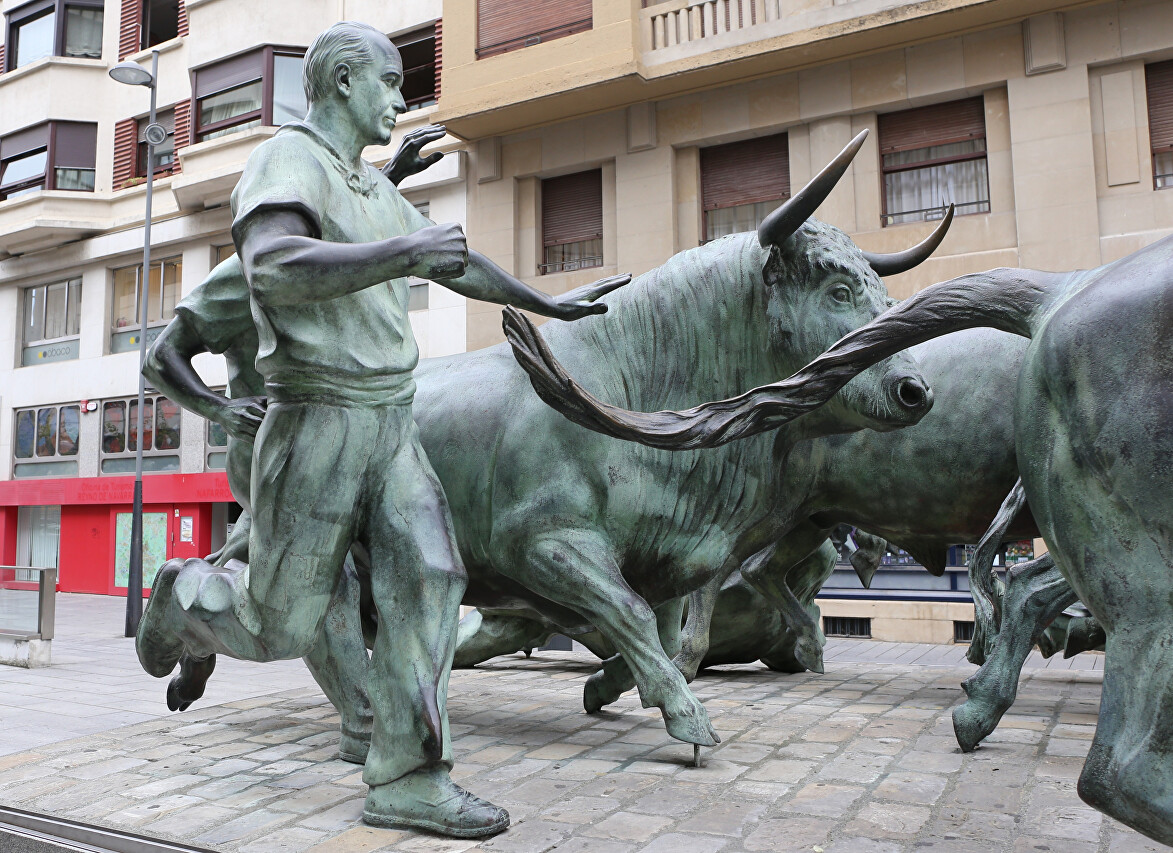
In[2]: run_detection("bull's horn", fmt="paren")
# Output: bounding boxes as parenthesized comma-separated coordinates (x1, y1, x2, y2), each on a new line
(757, 129, 868, 249)
(863, 204, 954, 276)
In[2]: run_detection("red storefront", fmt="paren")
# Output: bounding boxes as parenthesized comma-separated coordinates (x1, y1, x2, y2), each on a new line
(0, 473, 232, 595)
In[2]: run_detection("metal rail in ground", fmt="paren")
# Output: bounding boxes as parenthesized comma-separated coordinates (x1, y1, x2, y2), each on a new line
(0, 807, 215, 853)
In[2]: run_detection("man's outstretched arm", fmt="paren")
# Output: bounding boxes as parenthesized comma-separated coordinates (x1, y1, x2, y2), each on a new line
(438, 250, 629, 321)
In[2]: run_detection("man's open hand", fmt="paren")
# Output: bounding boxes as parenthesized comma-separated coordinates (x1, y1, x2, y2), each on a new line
(217, 396, 267, 443)
(549, 273, 631, 320)
(382, 125, 446, 186)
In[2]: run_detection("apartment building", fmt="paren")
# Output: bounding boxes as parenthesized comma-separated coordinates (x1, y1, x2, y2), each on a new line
(0, 0, 463, 596)
(437, 0, 1173, 642)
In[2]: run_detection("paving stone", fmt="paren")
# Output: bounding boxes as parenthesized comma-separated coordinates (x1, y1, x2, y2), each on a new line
(872, 770, 948, 804)
(304, 826, 406, 853)
(778, 782, 865, 817)
(845, 801, 931, 837)
(675, 799, 766, 836)
(638, 832, 729, 853)
(581, 810, 673, 842)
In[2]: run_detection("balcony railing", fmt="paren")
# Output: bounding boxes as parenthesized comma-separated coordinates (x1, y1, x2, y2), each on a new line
(642, 0, 786, 52)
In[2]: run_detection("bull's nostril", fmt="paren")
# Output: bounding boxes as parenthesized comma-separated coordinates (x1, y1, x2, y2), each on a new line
(896, 378, 926, 410)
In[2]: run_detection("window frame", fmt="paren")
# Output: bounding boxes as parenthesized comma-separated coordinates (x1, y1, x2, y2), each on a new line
(99, 393, 182, 475)
(21, 278, 81, 348)
(109, 254, 182, 353)
(878, 97, 990, 227)
(140, 0, 179, 52)
(539, 169, 604, 276)
(134, 107, 177, 178)
(699, 132, 790, 244)
(1146, 59, 1173, 190)
(192, 46, 306, 143)
(0, 121, 97, 201)
(4, 0, 104, 72)
(12, 403, 82, 479)
(392, 25, 437, 111)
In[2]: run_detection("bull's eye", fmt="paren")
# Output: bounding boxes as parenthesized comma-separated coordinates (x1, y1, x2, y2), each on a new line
(829, 285, 852, 305)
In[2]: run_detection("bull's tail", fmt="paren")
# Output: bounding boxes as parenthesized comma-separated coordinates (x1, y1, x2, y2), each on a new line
(502, 267, 1064, 451)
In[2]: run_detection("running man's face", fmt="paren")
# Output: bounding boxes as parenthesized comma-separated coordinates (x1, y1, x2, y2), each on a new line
(346, 37, 407, 147)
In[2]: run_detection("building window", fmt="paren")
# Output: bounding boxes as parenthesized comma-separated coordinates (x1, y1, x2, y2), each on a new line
(100, 394, 181, 474)
(4, 0, 103, 70)
(394, 26, 437, 110)
(541, 170, 603, 275)
(110, 255, 181, 353)
(21, 279, 81, 366)
(193, 47, 307, 142)
(0, 122, 97, 200)
(1146, 59, 1173, 189)
(477, 0, 591, 59)
(16, 506, 61, 582)
(954, 620, 975, 643)
(206, 417, 227, 470)
(141, 0, 178, 50)
(136, 109, 176, 177)
(879, 97, 989, 226)
(824, 616, 872, 639)
(700, 133, 790, 243)
(214, 244, 236, 264)
(13, 404, 80, 478)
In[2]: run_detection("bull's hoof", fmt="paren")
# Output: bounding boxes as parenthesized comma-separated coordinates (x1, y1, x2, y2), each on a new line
(664, 699, 720, 748)
(793, 636, 825, 675)
(583, 669, 625, 714)
(136, 560, 186, 678)
(166, 653, 216, 712)
(952, 698, 1002, 753)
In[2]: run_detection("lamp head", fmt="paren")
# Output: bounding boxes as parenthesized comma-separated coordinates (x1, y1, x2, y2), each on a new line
(109, 61, 155, 87)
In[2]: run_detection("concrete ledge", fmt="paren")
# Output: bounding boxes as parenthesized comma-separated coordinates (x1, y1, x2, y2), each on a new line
(0, 636, 50, 668)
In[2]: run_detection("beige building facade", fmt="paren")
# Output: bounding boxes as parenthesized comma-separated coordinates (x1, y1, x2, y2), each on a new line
(439, 0, 1173, 642)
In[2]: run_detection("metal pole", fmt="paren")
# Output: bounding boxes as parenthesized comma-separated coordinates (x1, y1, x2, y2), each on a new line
(126, 50, 159, 638)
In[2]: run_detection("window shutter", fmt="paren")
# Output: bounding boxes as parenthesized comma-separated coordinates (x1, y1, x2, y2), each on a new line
(113, 118, 138, 187)
(477, 0, 592, 58)
(172, 98, 190, 173)
(878, 97, 986, 154)
(54, 123, 97, 170)
(0, 45, 6, 75)
(434, 18, 442, 102)
(542, 169, 603, 247)
(138, 110, 176, 142)
(194, 49, 264, 98)
(1147, 60, 1173, 154)
(177, 0, 189, 37)
(119, 0, 143, 59)
(3, 124, 51, 159)
(700, 133, 790, 211)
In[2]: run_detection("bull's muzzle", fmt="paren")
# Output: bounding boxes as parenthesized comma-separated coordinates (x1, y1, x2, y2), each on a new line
(886, 372, 934, 422)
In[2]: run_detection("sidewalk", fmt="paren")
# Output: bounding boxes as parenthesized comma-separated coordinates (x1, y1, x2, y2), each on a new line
(0, 594, 1156, 853)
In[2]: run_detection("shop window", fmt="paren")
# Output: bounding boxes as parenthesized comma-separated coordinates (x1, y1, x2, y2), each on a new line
(879, 97, 989, 226)
(1146, 59, 1173, 189)
(700, 133, 790, 243)
(136, 108, 176, 177)
(0, 122, 97, 201)
(16, 506, 61, 583)
(477, 0, 591, 58)
(20, 278, 81, 366)
(193, 47, 306, 142)
(393, 25, 437, 110)
(100, 394, 181, 474)
(4, 0, 103, 70)
(13, 404, 80, 479)
(110, 255, 181, 353)
(541, 169, 603, 275)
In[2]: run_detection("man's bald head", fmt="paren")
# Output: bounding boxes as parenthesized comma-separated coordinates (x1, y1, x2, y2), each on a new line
(303, 21, 397, 104)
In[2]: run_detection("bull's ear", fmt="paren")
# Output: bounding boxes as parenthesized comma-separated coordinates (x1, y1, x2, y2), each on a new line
(757, 130, 868, 249)
(863, 204, 954, 276)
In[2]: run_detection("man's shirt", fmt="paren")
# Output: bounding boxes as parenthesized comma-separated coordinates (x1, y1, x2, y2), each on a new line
(231, 122, 431, 405)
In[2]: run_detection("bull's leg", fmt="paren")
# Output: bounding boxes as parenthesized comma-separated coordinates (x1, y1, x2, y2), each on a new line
(583, 597, 686, 712)
(675, 576, 725, 681)
(505, 533, 717, 746)
(453, 610, 554, 668)
(951, 554, 1075, 752)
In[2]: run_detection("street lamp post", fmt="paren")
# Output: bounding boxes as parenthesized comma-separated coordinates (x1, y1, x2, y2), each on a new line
(110, 51, 161, 638)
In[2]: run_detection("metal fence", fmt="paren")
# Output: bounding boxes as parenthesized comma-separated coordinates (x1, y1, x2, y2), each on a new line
(0, 566, 56, 641)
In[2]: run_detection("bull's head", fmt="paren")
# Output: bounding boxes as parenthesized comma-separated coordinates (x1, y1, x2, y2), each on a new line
(755, 130, 949, 434)
(502, 130, 956, 451)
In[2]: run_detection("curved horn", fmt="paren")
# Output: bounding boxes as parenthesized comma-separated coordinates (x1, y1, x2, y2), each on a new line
(863, 204, 954, 276)
(757, 129, 869, 249)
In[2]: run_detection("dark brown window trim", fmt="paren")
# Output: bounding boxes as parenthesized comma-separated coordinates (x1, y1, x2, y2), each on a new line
(4, 0, 105, 72)
(191, 45, 305, 142)
(0, 121, 96, 200)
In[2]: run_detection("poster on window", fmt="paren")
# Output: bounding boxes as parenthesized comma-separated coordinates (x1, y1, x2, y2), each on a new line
(114, 512, 169, 590)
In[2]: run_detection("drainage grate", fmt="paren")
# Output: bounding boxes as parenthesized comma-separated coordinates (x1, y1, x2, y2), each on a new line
(824, 616, 871, 638)
(0, 807, 215, 853)
(954, 620, 976, 643)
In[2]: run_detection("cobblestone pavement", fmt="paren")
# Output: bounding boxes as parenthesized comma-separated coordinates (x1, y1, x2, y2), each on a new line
(0, 638, 1164, 853)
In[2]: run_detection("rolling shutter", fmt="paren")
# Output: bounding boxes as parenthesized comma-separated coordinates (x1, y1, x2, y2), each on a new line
(54, 123, 97, 171)
(477, 0, 592, 58)
(172, 98, 190, 173)
(878, 97, 986, 154)
(1147, 60, 1173, 154)
(542, 169, 603, 247)
(176, 0, 188, 37)
(701, 133, 790, 211)
(193, 49, 264, 98)
(113, 118, 137, 187)
(119, 0, 142, 59)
